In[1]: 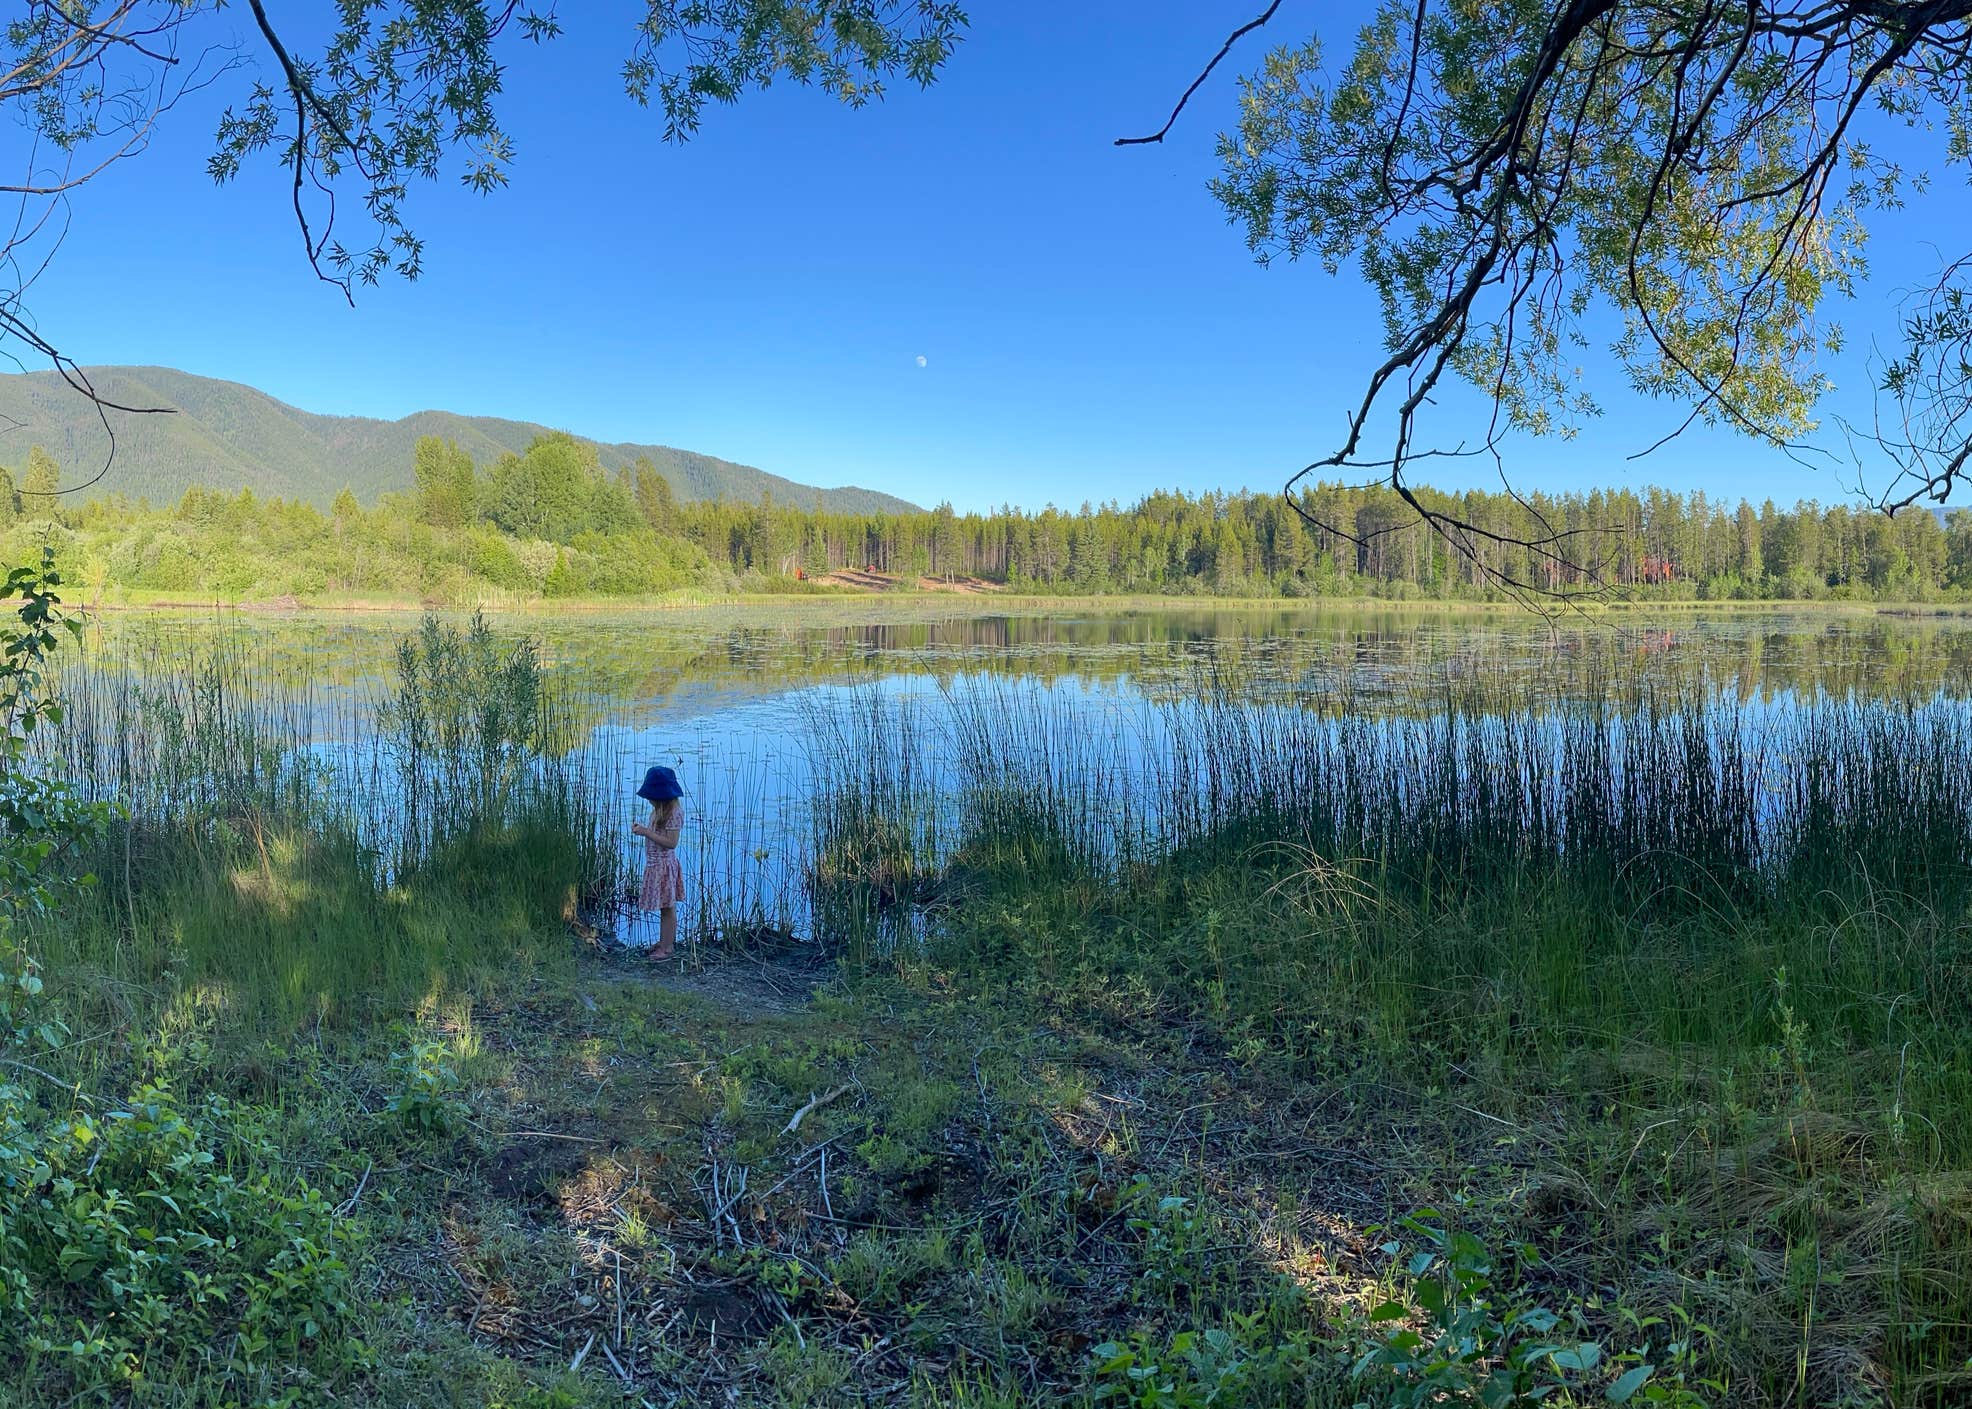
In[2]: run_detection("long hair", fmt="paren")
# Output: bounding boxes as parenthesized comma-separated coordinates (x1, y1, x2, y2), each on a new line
(649, 795, 680, 828)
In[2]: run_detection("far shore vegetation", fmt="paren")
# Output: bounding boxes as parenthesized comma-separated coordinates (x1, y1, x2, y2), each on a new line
(9, 434, 1972, 610)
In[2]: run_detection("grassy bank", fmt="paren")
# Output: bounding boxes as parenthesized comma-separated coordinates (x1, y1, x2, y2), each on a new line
(6, 615, 1972, 1406)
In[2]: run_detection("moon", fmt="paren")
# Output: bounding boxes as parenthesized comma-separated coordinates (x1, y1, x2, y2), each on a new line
(915, 355, 927, 368)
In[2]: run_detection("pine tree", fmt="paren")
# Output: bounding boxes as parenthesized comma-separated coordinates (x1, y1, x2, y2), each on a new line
(1736, 501, 1763, 583)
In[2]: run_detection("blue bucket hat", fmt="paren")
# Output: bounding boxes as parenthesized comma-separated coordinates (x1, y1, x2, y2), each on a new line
(636, 765, 683, 803)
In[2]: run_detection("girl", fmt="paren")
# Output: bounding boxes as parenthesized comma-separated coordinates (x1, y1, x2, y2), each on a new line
(632, 764, 685, 959)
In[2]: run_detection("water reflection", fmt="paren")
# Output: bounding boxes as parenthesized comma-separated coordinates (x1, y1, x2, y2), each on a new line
(79, 603, 1972, 713)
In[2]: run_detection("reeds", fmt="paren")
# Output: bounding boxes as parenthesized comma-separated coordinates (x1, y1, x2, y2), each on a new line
(32, 617, 628, 1024)
(47, 617, 621, 892)
(47, 622, 1972, 959)
(806, 670, 1972, 926)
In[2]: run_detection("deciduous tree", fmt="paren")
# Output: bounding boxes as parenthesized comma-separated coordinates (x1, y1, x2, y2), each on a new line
(1202, 0, 1972, 591)
(18, 449, 62, 525)
(413, 438, 476, 530)
(484, 434, 601, 543)
(633, 459, 679, 535)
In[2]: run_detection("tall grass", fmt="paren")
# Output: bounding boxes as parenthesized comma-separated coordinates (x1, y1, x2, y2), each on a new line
(804, 687, 945, 946)
(35, 616, 622, 1026)
(805, 673, 1972, 1404)
(811, 673, 1972, 920)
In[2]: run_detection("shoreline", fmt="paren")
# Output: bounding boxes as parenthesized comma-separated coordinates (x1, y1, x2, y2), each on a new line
(73, 589, 1972, 620)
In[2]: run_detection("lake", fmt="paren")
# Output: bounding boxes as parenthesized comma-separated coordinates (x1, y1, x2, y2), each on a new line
(54, 600, 1972, 945)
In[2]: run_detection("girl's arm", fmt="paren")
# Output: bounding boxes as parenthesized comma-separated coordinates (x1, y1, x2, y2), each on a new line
(632, 811, 683, 848)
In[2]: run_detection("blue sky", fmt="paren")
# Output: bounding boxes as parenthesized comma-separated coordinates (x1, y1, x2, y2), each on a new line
(18, 2, 1971, 513)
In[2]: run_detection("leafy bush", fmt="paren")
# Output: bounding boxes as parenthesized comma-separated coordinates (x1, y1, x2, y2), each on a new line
(383, 1039, 466, 1136)
(464, 526, 536, 590)
(0, 552, 108, 1040)
(1124, 1183, 1215, 1303)
(1092, 1321, 1313, 1407)
(378, 611, 544, 854)
(1348, 1213, 1688, 1408)
(0, 1079, 361, 1397)
(0, 556, 363, 1400)
(542, 547, 586, 597)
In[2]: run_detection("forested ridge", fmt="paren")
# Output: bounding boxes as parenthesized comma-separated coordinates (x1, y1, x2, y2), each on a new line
(7, 432, 1967, 602)
(0, 367, 917, 514)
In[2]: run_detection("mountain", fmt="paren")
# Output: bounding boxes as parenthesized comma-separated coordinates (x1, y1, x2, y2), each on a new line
(0, 366, 919, 513)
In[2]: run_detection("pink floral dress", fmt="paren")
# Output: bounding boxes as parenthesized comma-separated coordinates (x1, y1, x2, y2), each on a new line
(639, 803, 685, 910)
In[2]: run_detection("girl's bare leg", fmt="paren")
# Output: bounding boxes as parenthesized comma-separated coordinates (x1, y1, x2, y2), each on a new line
(652, 906, 677, 958)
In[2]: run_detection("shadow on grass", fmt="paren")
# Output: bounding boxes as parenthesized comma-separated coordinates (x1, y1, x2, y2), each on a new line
(42, 808, 586, 1035)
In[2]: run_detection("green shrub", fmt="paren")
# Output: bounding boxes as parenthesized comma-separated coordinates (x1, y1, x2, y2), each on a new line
(0, 1079, 362, 1398)
(465, 527, 535, 590)
(1090, 1324, 1313, 1407)
(541, 548, 585, 597)
(383, 1039, 466, 1135)
(1346, 1213, 1693, 1408)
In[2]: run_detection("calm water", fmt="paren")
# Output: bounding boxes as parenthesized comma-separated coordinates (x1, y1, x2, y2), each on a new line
(69, 601, 1972, 943)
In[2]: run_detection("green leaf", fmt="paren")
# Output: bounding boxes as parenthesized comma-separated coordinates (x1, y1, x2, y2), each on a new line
(1607, 1365, 1654, 1402)
(1551, 1342, 1603, 1372)
(1415, 1276, 1446, 1315)
(1091, 1344, 1134, 1374)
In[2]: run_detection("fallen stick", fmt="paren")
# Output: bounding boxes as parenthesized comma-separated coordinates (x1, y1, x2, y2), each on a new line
(335, 1158, 373, 1218)
(782, 1083, 853, 1136)
(0, 1058, 97, 1105)
(570, 1333, 596, 1373)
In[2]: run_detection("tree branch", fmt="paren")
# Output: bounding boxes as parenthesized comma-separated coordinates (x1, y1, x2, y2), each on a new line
(1116, 1, 1284, 146)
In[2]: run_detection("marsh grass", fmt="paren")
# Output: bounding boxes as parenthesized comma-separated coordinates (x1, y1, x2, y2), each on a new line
(809, 672, 1972, 917)
(43, 815, 581, 1032)
(805, 673, 1972, 1403)
(34, 616, 618, 1026)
